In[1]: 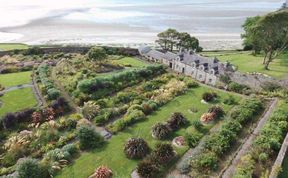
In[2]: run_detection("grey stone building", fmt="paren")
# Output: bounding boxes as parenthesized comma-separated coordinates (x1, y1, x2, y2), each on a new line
(138, 46, 233, 85)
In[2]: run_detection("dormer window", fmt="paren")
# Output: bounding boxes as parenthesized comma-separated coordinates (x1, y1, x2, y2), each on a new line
(210, 70, 214, 75)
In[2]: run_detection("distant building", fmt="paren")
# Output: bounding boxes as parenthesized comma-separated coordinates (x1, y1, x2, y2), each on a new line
(138, 46, 233, 85)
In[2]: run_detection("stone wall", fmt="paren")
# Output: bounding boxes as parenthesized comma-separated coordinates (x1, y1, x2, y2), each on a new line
(0, 46, 139, 57)
(269, 133, 288, 178)
(227, 71, 288, 90)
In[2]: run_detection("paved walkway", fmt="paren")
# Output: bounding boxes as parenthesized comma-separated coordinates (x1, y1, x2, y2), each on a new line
(221, 98, 278, 178)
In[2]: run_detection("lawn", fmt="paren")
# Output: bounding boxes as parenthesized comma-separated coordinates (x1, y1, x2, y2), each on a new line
(113, 57, 149, 68)
(201, 51, 288, 79)
(0, 87, 37, 116)
(0, 71, 32, 88)
(0, 43, 28, 51)
(57, 87, 242, 178)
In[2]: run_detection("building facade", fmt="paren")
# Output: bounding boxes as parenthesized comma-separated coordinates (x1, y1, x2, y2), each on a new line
(138, 46, 233, 85)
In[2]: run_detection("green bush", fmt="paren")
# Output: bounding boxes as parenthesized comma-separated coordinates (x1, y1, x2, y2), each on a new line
(77, 126, 104, 150)
(223, 95, 237, 105)
(228, 82, 248, 93)
(16, 158, 42, 178)
(193, 152, 218, 171)
(185, 131, 204, 148)
(47, 88, 61, 100)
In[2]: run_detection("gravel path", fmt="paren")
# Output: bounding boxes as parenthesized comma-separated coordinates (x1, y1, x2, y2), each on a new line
(221, 98, 278, 178)
(0, 84, 33, 94)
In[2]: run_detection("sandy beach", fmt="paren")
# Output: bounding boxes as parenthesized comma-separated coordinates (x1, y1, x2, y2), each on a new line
(0, 0, 284, 50)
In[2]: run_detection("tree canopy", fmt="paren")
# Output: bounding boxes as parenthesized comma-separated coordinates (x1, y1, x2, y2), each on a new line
(156, 28, 202, 52)
(241, 9, 288, 70)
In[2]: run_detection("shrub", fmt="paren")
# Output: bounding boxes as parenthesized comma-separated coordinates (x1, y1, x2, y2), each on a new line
(202, 92, 217, 102)
(200, 113, 216, 123)
(151, 123, 171, 140)
(16, 158, 42, 178)
(261, 81, 281, 92)
(47, 88, 61, 100)
(228, 82, 248, 93)
(191, 120, 203, 131)
(167, 112, 187, 131)
(219, 74, 231, 84)
(223, 95, 237, 105)
(208, 105, 225, 119)
(62, 143, 79, 156)
(185, 131, 204, 148)
(234, 154, 255, 178)
(2, 113, 17, 129)
(92, 166, 113, 178)
(137, 160, 160, 178)
(44, 148, 71, 162)
(78, 126, 104, 150)
(152, 143, 175, 164)
(82, 101, 100, 120)
(87, 47, 107, 62)
(124, 138, 150, 159)
(193, 152, 218, 171)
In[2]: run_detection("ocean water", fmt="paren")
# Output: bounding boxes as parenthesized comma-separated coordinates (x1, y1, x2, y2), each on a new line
(0, 0, 284, 49)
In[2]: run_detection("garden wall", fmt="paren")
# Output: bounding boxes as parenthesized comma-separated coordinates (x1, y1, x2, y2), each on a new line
(227, 71, 288, 91)
(269, 132, 288, 178)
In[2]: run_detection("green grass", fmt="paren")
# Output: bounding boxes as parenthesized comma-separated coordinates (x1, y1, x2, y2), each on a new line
(0, 43, 28, 51)
(201, 51, 288, 79)
(0, 71, 32, 88)
(113, 57, 149, 68)
(0, 87, 37, 116)
(57, 87, 241, 178)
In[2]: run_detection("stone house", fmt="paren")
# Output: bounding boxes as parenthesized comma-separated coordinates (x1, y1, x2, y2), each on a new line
(138, 46, 233, 85)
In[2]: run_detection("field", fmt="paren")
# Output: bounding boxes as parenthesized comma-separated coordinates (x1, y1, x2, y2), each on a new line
(0, 87, 37, 116)
(201, 51, 288, 79)
(0, 43, 29, 51)
(0, 71, 32, 88)
(57, 87, 242, 178)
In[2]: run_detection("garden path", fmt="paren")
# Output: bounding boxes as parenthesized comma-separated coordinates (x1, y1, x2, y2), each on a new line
(166, 118, 224, 178)
(221, 98, 278, 178)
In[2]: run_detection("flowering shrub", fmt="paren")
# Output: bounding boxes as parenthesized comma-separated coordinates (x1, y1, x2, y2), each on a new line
(90, 166, 113, 178)
(200, 113, 216, 123)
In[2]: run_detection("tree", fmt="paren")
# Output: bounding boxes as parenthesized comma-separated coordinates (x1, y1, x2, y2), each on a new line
(177, 32, 200, 51)
(242, 9, 288, 70)
(156, 28, 179, 51)
(87, 47, 107, 62)
(241, 16, 261, 53)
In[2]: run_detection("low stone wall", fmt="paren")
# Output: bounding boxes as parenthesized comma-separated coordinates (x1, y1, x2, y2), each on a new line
(227, 71, 288, 91)
(269, 132, 288, 178)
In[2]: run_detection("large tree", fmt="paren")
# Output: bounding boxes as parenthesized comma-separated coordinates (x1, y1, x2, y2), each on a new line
(242, 9, 288, 70)
(241, 16, 261, 53)
(156, 28, 179, 51)
(156, 29, 201, 52)
(177, 32, 201, 52)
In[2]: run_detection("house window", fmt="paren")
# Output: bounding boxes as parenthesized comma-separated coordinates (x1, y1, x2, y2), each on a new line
(191, 71, 194, 75)
(209, 79, 212, 83)
(210, 70, 214, 75)
(199, 75, 202, 79)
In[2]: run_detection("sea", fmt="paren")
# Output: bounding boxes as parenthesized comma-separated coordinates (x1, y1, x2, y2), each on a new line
(0, 0, 284, 49)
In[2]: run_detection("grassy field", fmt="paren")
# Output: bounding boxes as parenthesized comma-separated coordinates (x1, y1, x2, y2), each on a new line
(0, 87, 37, 116)
(57, 87, 242, 178)
(0, 71, 32, 88)
(201, 51, 288, 79)
(113, 57, 149, 68)
(0, 43, 29, 51)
